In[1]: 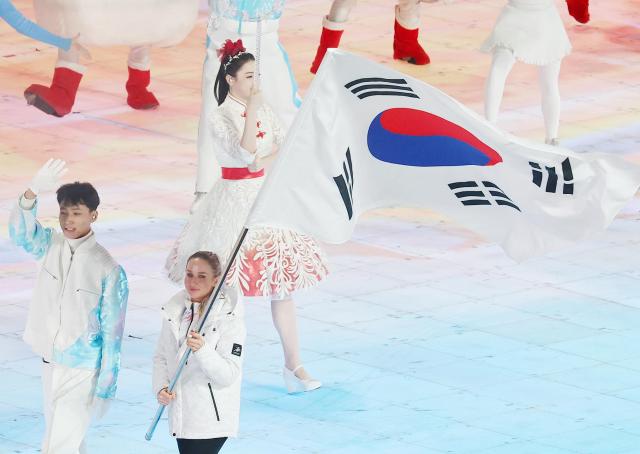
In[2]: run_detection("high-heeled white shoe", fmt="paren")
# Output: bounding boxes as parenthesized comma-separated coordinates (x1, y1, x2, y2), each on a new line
(283, 365, 322, 394)
(545, 138, 560, 146)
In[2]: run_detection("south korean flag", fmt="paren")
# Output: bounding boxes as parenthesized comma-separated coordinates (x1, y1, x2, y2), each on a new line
(248, 50, 640, 261)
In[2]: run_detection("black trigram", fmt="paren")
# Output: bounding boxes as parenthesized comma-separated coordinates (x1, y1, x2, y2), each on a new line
(529, 158, 574, 194)
(448, 181, 521, 211)
(344, 77, 419, 100)
(333, 148, 354, 219)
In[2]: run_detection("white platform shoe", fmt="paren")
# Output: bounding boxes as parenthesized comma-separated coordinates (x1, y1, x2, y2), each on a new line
(283, 365, 322, 393)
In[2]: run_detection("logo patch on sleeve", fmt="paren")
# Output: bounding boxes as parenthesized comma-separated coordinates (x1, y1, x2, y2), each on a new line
(231, 343, 242, 357)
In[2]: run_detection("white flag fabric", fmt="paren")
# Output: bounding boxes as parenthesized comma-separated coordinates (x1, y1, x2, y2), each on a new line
(247, 50, 640, 261)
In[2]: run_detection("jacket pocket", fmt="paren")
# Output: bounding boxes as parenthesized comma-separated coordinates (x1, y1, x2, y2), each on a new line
(76, 288, 101, 296)
(75, 288, 102, 318)
(42, 267, 58, 280)
(207, 382, 220, 421)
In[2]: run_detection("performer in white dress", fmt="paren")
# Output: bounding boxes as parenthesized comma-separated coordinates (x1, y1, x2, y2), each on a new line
(481, 0, 574, 145)
(167, 40, 327, 393)
(194, 0, 300, 207)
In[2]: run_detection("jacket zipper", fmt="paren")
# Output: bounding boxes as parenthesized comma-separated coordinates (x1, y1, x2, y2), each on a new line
(52, 255, 74, 351)
(185, 303, 195, 338)
(207, 383, 220, 421)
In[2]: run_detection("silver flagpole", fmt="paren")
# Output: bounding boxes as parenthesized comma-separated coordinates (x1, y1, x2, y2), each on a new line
(145, 227, 249, 441)
(255, 16, 262, 89)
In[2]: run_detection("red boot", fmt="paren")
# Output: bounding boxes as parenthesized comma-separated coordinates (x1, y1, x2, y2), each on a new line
(566, 0, 590, 24)
(24, 67, 83, 117)
(310, 18, 345, 74)
(126, 67, 159, 110)
(393, 18, 430, 65)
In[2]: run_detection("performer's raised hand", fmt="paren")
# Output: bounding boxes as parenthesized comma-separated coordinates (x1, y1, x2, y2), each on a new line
(27, 158, 68, 198)
(246, 83, 262, 114)
(157, 387, 176, 406)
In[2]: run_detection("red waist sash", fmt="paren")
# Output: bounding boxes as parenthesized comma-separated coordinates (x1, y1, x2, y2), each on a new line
(221, 167, 264, 180)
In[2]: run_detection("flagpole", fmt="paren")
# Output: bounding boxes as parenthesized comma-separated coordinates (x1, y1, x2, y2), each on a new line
(145, 227, 249, 441)
(256, 16, 262, 89)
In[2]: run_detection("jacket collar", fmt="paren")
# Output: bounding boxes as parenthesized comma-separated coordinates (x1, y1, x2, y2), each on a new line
(64, 230, 97, 255)
(162, 289, 235, 329)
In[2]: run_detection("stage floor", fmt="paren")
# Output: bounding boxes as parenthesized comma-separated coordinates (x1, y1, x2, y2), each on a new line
(1, 1, 640, 452)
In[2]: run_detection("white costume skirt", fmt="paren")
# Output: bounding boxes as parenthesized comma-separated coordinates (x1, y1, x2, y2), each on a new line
(166, 177, 328, 299)
(195, 18, 301, 193)
(480, 0, 572, 65)
(34, 0, 198, 47)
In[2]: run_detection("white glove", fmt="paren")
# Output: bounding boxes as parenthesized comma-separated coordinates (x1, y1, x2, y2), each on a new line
(189, 191, 208, 214)
(29, 158, 68, 195)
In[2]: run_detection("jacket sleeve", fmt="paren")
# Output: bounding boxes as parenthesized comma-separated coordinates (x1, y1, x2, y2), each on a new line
(209, 109, 256, 165)
(95, 266, 129, 399)
(8, 195, 54, 260)
(152, 320, 172, 396)
(192, 310, 246, 388)
(0, 1, 72, 50)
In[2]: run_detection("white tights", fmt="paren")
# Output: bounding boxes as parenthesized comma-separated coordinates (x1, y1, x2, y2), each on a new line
(55, 45, 151, 73)
(328, 0, 422, 28)
(484, 47, 562, 141)
(271, 297, 311, 379)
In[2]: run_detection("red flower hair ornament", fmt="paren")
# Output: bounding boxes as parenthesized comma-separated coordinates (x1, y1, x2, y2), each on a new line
(217, 39, 247, 70)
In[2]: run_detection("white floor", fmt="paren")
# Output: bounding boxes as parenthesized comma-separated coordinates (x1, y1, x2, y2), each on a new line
(2, 201, 640, 453)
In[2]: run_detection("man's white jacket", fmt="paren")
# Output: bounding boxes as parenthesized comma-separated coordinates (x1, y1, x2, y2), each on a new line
(153, 289, 246, 439)
(9, 195, 129, 399)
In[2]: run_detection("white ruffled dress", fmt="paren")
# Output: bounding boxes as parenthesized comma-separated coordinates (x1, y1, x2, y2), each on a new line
(166, 95, 328, 299)
(481, 0, 572, 65)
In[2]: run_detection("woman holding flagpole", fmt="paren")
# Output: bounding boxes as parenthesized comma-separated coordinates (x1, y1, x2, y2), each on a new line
(166, 40, 328, 394)
(154, 251, 244, 453)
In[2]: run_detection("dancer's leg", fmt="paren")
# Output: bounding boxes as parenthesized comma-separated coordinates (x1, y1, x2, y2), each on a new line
(127, 45, 151, 71)
(328, 0, 357, 22)
(538, 60, 562, 143)
(41, 365, 96, 454)
(393, 0, 430, 65)
(270, 296, 311, 380)
(484, 47, 516, 123)
(396, 0, 420, 29)
(310, 0, 355, 73)
(126, 45, 159, 109)
(24, 48, 84, 117)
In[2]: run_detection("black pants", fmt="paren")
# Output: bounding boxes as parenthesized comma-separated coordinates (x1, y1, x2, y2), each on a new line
(177, 437, 227, 454)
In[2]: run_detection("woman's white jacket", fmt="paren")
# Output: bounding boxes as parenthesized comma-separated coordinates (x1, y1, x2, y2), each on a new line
(152, 289, 245, 439)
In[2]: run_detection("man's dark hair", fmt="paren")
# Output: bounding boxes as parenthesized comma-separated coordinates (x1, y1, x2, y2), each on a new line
(56, 182, 100, 211)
